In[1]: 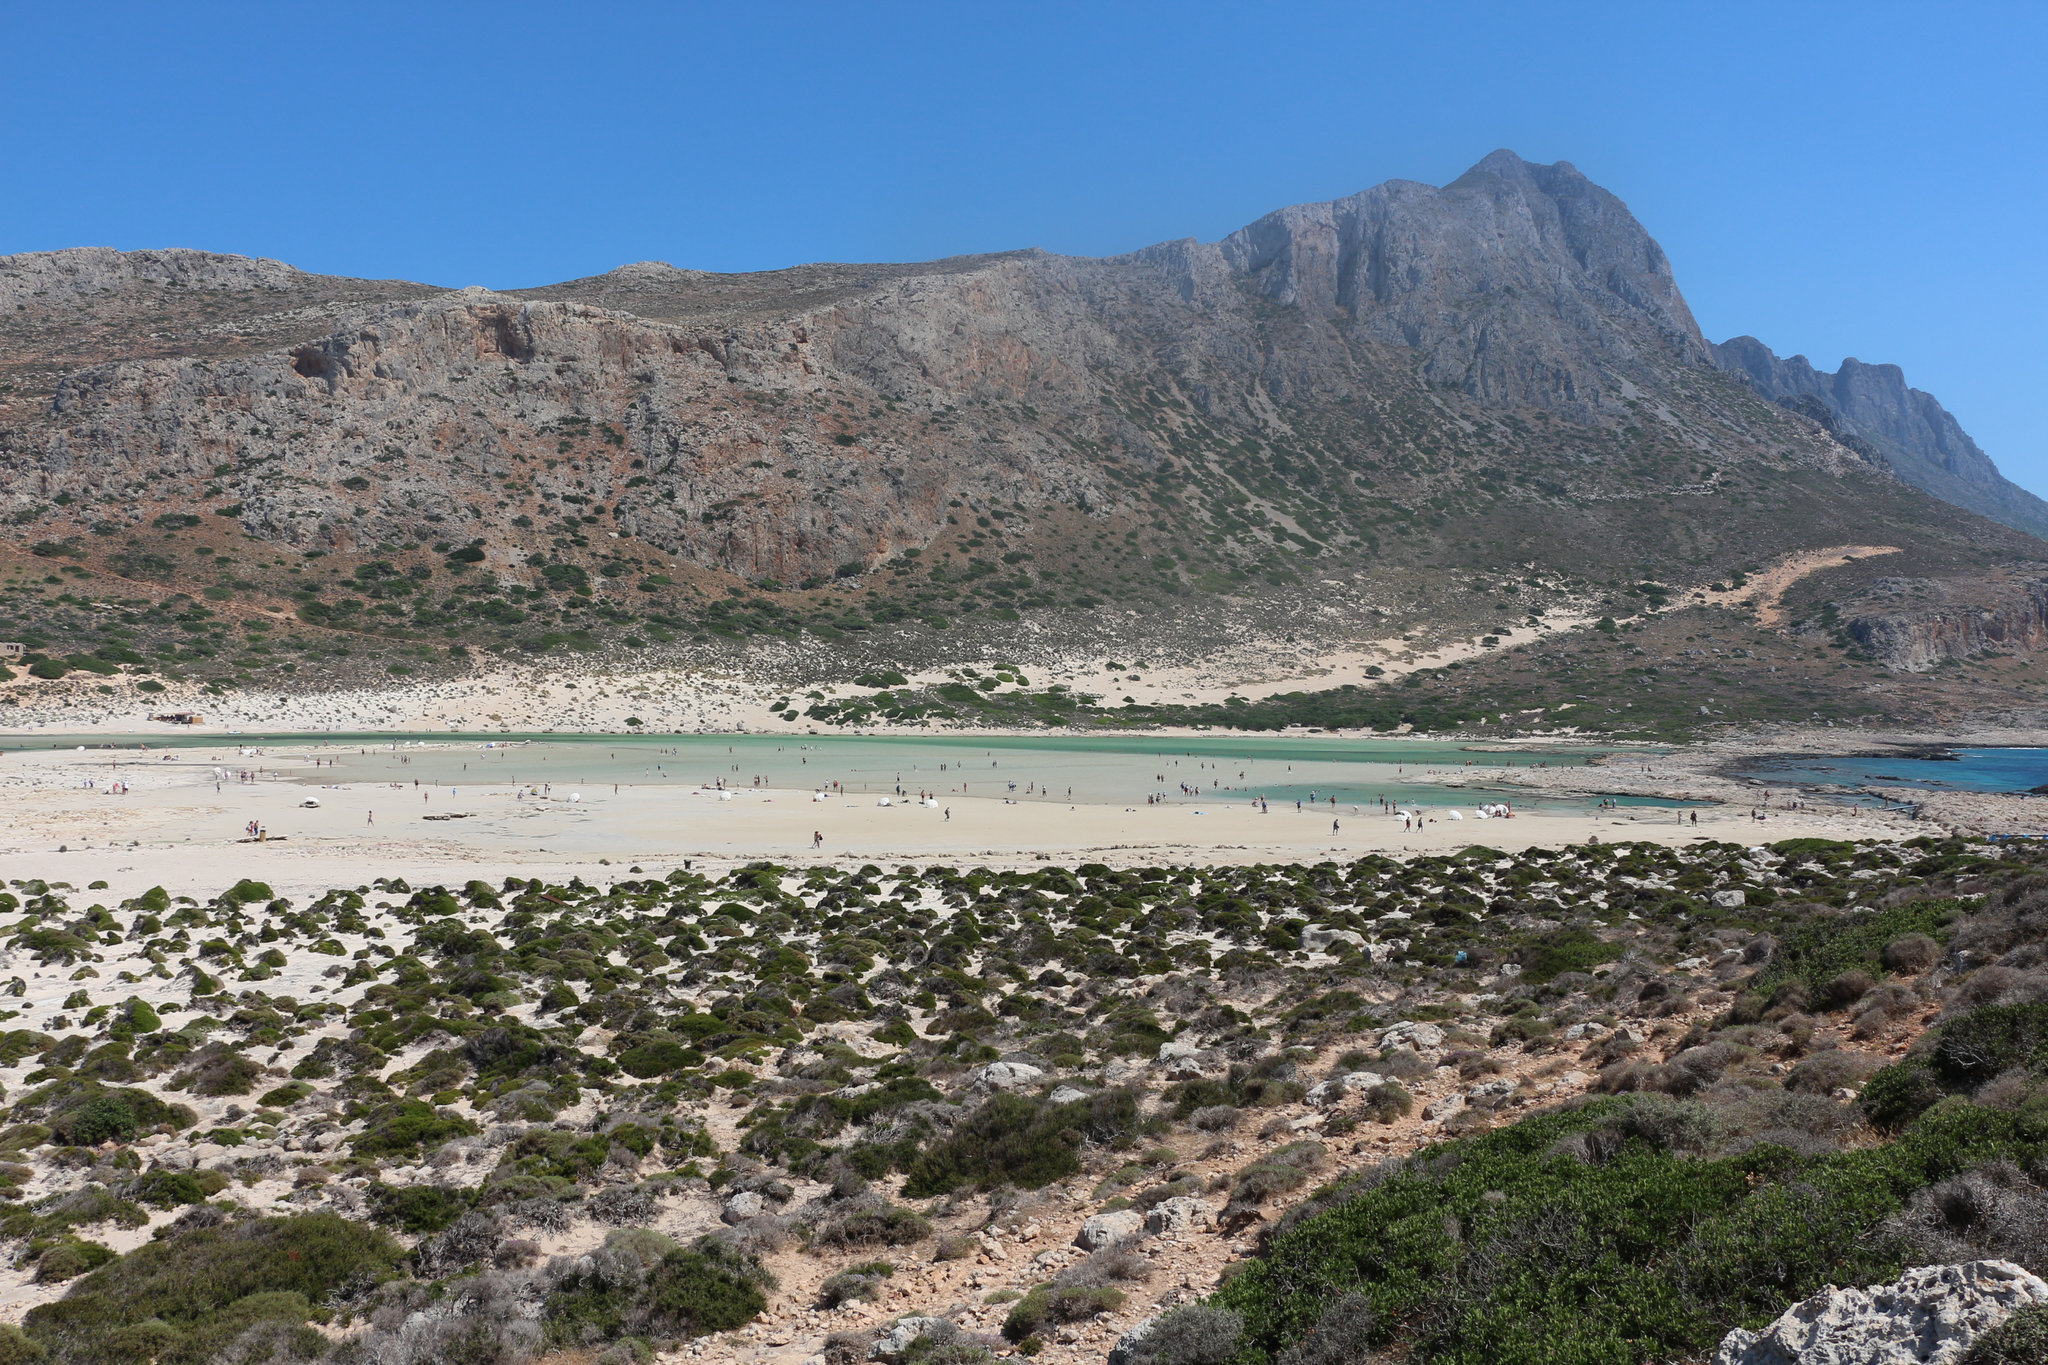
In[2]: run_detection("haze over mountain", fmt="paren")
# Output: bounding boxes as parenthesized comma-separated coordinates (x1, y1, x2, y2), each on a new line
(1, 151, 2044, 734)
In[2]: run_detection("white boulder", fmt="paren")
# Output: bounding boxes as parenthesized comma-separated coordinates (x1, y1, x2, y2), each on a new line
(1144, 1196, 1212, 1236)
(1109, 1317, 1159, 1365)
(968, 1061, 1044, 1092)
(1381, 1021, 1445, 1051)
(870, 1316, 952, 1362)
(1075, 1209, 1144, 1250)
(1712, 1260, 2048, 1365)
(1422, 1093, 1466, 1122)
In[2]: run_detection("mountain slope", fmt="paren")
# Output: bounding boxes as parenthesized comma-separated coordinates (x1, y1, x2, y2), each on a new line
(1713, 335, 2048, 541)
(1, 152, 2044, 731)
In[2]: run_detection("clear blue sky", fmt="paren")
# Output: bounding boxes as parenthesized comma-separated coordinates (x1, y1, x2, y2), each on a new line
(5, 2, 2044, 493)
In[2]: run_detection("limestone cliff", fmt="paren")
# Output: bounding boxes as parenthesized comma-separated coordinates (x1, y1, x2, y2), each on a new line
(1841, 572, 2048, 672)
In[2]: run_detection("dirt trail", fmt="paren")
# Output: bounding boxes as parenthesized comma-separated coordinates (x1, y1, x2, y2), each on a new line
(1702, 545, 1900, 627)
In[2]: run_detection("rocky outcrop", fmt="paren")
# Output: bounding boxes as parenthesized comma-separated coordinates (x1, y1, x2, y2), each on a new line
(1714, 336, 2048, 542)
(869, 1316, 953, 1362)
(0, 246, 310, 307)
(1711, 1260, 2048, 1365)
(1076, 1209, 1144, 1250)
(1840, 574, 2048, 671)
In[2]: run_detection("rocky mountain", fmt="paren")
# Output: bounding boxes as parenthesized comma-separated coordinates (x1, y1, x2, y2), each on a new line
(1713, 335, 2048, 541)
(2, 151, 2045, 730)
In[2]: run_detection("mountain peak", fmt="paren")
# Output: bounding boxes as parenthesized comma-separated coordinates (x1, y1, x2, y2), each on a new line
(1452, 146, 1540, 183)
(1204, 152, 1704, 414)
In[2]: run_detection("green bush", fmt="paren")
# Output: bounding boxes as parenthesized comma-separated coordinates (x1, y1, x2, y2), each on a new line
(1752, 900, 1960, 999)
(810, 1204, 932, 1248)
(903, 1089, 1141, 1197)
(127, 1171, 206, 1210)
(23, 1212, 401, 1365)
(1963, 1303, 2048, 1364)
(1517, 929, 1623, 984)
(1932, 1004, 2048, 1088)
(1861, 1001, 2048, 1131)
(1211, 1095, 2044, 1365)
(350, 1099, 478, 1159)
(641, 1245, 770, 1338)
(1363, 1082, 1414, 1125)
(618, 1040, 700, 1078)
(61, 1097, 136, 1146)
(370, 1183, 467, 1233)
(543, 1241, 768, 1346)
(32, 1240, 114, 1284)
(18, 1081, 193, 1145)
(1003, 1283, 1125, 1341)
(257, 1081, 312, 1108)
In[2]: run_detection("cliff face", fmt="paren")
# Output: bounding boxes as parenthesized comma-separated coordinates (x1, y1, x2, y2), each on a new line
(26, 292, 996, 582)
(1842, 573, 2048, 671)
(1214, 151, 1709, 411)
(1713, 336, 2048, 542)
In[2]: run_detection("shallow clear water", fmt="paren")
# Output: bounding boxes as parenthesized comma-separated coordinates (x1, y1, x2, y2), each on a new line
(21, 731, 1698, 811)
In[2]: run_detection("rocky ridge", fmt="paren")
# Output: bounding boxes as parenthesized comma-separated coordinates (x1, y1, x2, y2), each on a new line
(1714, 335, 2048, 542)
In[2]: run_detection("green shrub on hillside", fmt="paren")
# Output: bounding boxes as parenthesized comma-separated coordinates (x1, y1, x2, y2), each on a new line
(1518, 928, 1623, 984)
(1933, 1003, 2048, 1088)
(1212, 1096, 2044, 1365)
(1860, 1001, 2048, 1131)
(1751, 900, 1961, 999)
(0, 1325, 40, 1364)
(369, 1182, 468, 1234)
(903, 1088, 1143, 1197)
(350, 1099, 478, 1159)
(12, 1081, 194, 1146)
(22, 1212, 401, 1365)
(543, 1240, 769, 1347)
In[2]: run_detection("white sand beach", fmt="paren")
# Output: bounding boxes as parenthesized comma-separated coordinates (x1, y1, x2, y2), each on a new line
(0, 736, 1924, 906)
